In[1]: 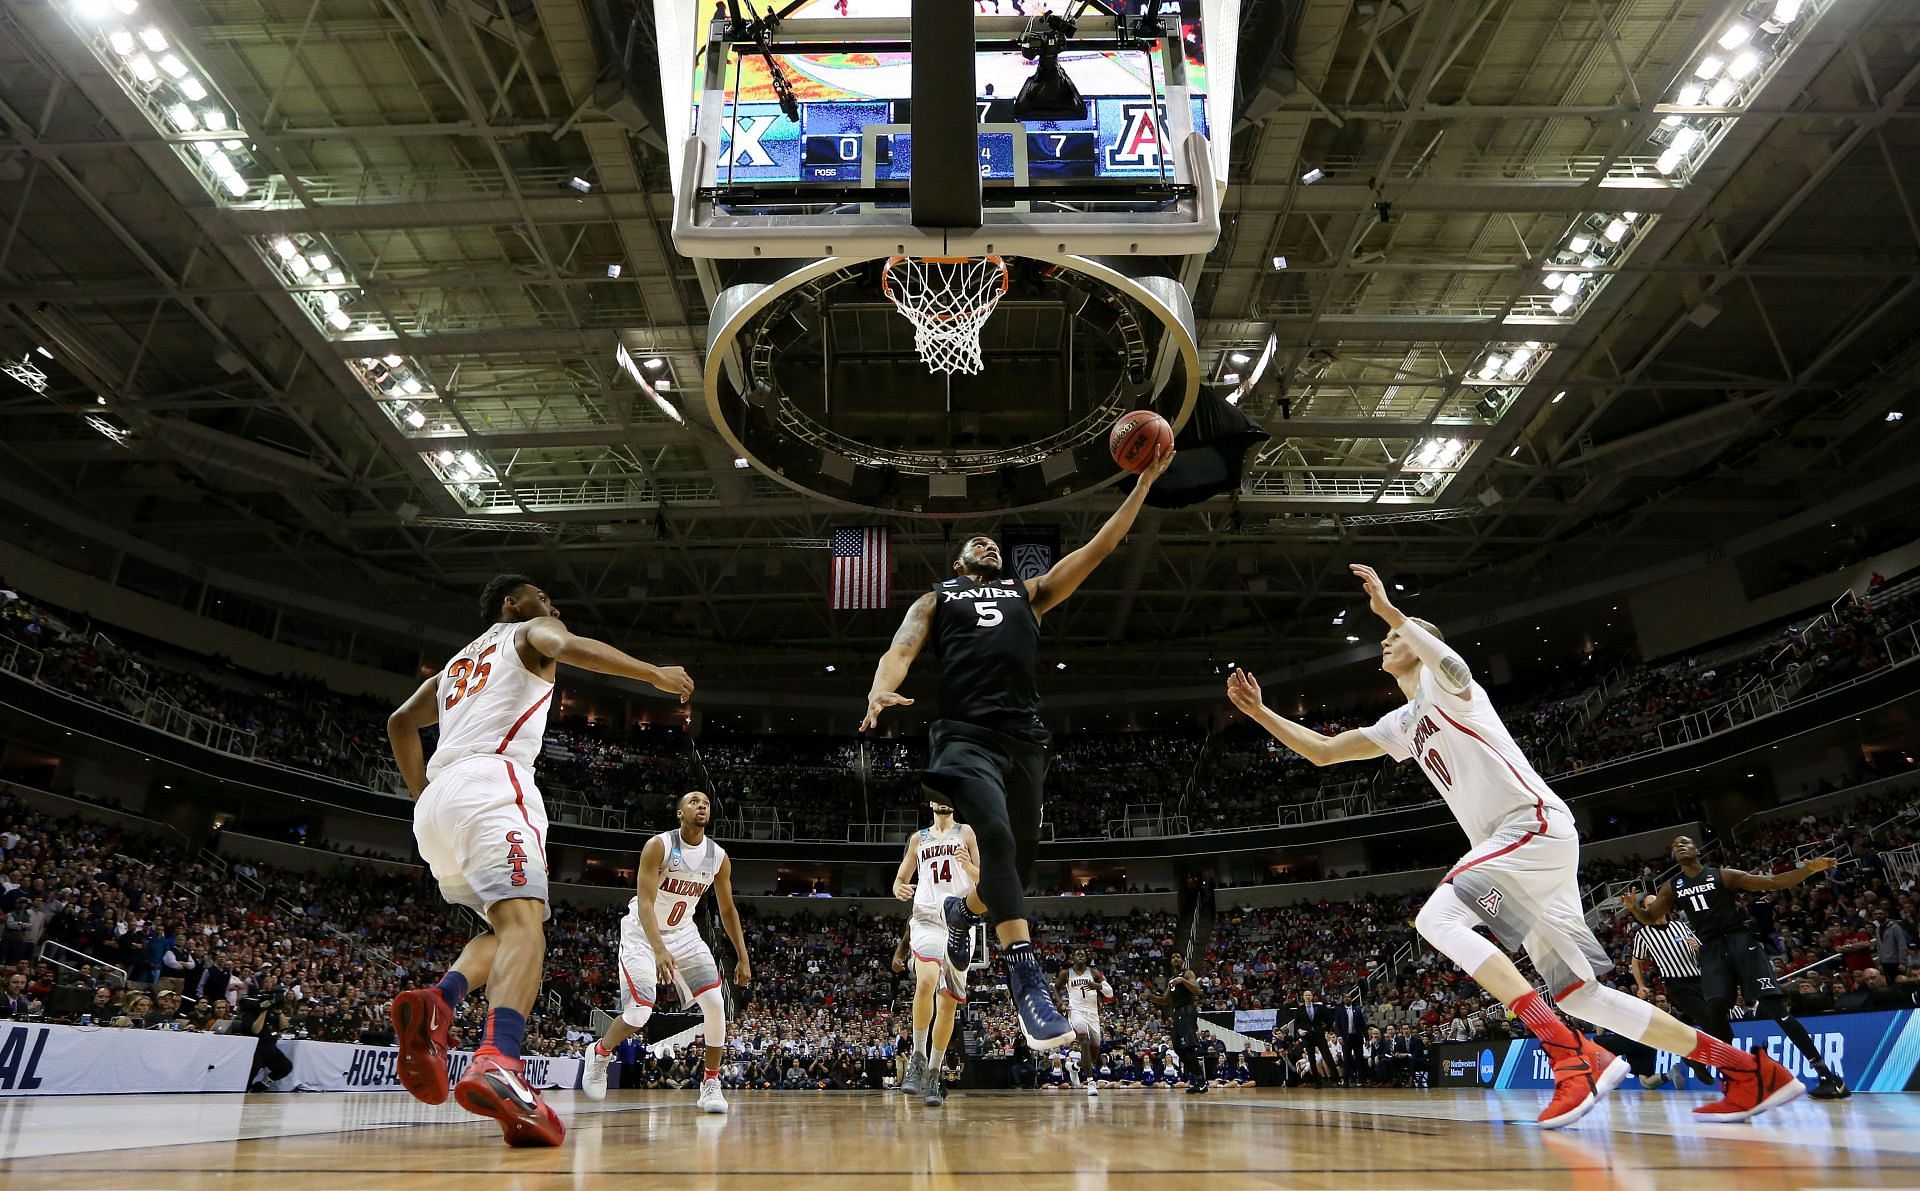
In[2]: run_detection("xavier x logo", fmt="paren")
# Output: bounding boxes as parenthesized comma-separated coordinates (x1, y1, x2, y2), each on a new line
(720, 115, 779, 167)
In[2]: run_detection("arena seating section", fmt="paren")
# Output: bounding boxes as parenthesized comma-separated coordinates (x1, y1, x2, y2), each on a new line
(3, 575, 1916, 841)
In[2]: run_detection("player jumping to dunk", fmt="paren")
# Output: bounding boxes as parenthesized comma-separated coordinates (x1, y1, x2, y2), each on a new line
(1226, 563, 1805, 1129)
(862, 445, 1174, 1052)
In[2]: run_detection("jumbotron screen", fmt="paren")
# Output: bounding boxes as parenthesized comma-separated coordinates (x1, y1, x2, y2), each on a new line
(701, 0, 1210, 186)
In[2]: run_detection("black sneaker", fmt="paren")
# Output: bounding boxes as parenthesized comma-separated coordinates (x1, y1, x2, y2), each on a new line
(942, 894, 981, 974)
(1809, 1073, 1851, 1100)
(1004, 947, 1074, 1051)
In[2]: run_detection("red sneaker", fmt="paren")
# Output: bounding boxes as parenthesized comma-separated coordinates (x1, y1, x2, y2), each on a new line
(1693, 1052, 1805, 1124)
(390, 988, 453, 1105)
(1537, 1037, 1630, 1130)
(454, 1047, 566, 1148)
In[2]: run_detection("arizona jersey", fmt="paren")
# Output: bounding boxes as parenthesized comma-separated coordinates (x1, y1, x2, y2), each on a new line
(1669, 866, 1748, 940)
(629, 829, 727, 938)
(1359, 669, 1572, 845)
(911, 825, 974, 916)
(427, 621, 554, 780)
(1066, 967, 1107, 1017)
(927, 575, 1045, 739)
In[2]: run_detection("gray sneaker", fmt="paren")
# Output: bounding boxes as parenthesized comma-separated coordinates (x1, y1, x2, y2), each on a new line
(902, 1052, 926, 1096)
(923, 1070, 945, 1107)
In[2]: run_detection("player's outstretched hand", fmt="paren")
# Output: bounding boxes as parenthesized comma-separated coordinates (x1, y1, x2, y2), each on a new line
(733, 958, 751, 986)
(861, 691, 913, 732)
(892, 879, 914, 901)
(655, 949, 678, 986)
(1804, 856, 1837, 873)
(653, 665, 695, 703)
(1226, 668, 1265, 716)
(1139, 443, 1176, 486)
(1350, 563, 1400, 622)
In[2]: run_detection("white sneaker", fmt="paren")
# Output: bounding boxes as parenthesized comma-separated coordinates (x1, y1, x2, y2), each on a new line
(1087, 1080, 1099, 1098)
(582, 1044, 611, 1101)
(698, 1076, 728, 1114)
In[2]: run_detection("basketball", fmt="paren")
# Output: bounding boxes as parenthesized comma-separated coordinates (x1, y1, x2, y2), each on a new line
(1109, 410, 1173, 474)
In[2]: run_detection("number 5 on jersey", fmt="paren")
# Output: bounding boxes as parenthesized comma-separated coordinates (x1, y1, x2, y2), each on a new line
(974, 601, 1002, 627)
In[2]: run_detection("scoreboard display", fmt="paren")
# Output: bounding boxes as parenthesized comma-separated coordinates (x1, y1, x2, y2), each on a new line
(709, 96, 1211, 186)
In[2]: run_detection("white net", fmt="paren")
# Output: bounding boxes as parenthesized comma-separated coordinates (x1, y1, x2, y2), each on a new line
(880, 255, 1010, 376)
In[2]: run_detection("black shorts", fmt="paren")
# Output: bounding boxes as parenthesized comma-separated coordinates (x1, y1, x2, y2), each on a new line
(925, 720, 1048, 828)
(1698, 930, 1780, 1003)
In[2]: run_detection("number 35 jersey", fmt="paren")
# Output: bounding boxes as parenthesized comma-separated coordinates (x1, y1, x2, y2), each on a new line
(1358, 669, 1571, 847)
(427, 621, 554, 781)
(928, 575, 1044, 739)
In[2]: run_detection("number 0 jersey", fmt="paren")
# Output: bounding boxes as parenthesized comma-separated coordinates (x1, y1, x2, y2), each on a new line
(1358, 669, 1572, 846)
(426, 621, 554, 781)
(911, 824, 974, 917)
(927, 575, 1046, 740)
(626, 829, 727, 940)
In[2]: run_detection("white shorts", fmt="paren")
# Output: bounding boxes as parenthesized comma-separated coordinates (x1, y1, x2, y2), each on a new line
(1444, 811, 1612, 997)
(414, 756, 550, 919)
(1069, 1010, 1102, 1048)
(909, 910, 968, 1003)
(618, 917, 721, 1009)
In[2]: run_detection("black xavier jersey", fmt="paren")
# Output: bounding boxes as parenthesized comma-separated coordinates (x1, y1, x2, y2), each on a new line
(928, 575, 1045, 738)
(1669, 865, 1748, 940)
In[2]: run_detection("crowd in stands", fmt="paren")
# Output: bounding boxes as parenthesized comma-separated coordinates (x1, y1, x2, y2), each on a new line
(4, 572, 1919, 842)
(1, 759, 1917, 1092)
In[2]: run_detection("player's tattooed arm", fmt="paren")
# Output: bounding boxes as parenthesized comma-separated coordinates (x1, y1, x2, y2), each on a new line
(863, 593, 935, 731)
(1352, 563, 1472, 696)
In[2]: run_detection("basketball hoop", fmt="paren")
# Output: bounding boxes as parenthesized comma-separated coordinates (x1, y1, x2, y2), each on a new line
(880, 255, 1010, 376)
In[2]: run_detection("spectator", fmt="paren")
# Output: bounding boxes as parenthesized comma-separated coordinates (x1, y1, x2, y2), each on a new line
(0, 972, 41, 1018)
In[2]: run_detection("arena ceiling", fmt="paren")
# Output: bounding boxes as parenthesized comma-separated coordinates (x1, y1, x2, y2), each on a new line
(2, 0, 1919, 687)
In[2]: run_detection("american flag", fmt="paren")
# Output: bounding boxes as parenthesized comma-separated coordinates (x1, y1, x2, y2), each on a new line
(831, 527, 891, 610)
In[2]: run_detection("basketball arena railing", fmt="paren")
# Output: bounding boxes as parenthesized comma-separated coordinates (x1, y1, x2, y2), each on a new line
(40, 939, 126, 989)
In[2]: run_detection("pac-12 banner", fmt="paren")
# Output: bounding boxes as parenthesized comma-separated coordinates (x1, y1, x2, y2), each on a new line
(269, 1039, 582, 1094)
(1002, 525, 1061, 583)
(0, 1021, 255, 1095)
(1433, 1009, 1920, 1093)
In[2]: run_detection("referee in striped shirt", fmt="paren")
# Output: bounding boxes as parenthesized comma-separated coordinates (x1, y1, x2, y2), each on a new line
(1629, 895, 1714, 1085)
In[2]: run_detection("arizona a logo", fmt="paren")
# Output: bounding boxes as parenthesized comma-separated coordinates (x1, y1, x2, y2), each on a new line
(1476, 887, 1503, 917)
(1105, 101, 1167, 169)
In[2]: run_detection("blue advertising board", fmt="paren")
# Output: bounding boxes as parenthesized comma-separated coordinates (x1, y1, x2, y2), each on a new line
(1433, 1009, 1920, 1093)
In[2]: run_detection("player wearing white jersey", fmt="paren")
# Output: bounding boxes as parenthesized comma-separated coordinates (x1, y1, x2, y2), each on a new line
(1226, 563, 1804, 1130)
(1057, 949, 1113, 1096)
(891, 799, 978, 1107)
(582, 791, 750, 1113)
(386, 574, 693, 1148)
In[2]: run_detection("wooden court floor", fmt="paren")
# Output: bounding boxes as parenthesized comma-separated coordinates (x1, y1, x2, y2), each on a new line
(3, 1087, 1918, 1189)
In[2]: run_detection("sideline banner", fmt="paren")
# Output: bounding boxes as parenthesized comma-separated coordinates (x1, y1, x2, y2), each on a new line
(0, 1021, 255, 1096)
(270, 1039, 582, 1094)
(1431, 1009, 1920, 1093)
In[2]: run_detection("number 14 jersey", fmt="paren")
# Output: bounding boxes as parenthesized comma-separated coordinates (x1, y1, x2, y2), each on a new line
(1358, 669, 1572, 847)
